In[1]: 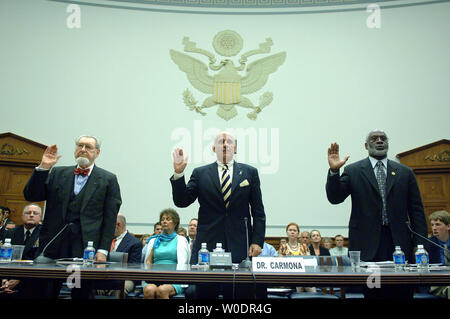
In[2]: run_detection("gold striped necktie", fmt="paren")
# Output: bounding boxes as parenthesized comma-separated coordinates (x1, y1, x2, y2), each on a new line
(221, 164, 231, 208)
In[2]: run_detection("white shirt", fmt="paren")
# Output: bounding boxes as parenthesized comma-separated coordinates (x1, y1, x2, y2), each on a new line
(368, 156, 388, 177)
(217, 160, 234, 185)
(23, 226, 37, 240)
(111, 230, 127, 252)
(172, 160, 235, 184)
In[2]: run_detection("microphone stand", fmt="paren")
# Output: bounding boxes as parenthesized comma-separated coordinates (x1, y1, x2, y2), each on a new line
(34, 223, 71, 264)
(406, 221, 450, 253)
(239, 217, 252, 269)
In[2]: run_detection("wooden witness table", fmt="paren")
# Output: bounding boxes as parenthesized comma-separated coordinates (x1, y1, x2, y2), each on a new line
(0, 262, 449, 287)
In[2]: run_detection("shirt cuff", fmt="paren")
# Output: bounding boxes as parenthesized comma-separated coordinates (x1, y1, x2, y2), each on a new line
(97, 249, 109, 257)
(35, 166, 49, 171)
(172, 172, 184, 180)
(329, 169, 339, 176)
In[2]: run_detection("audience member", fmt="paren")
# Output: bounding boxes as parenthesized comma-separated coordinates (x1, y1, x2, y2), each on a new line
(278, 223, 310, 256)
(261, 242, 278, 257)
(322, 237, 333, 250)
(0, 203, 42, 299)
(309, 230, 330, 256)
(140, 234, 151, 247)
(0, 206, 7, 242)
(187, 218, 197, 251)
(152, 222, 162, 236)
(177, 227, 187, 238)
(428, 210, 449, 299)
(97, 213, 142, 298)
(142, 209, 190, 299)
(5, 221, 16, 230)
(278, 223, 314, 293)
(300, 231, 310, 245)
(329, 235, 348, 256)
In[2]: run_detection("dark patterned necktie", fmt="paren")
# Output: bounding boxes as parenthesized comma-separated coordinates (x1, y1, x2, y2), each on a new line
(375, 161, 388, 225)
(24, 230, 31, 245)
(221, 164, 231, 209)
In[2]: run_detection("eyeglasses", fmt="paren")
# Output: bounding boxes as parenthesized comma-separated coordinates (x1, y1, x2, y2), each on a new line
(76, 143, 96, 151)
(23, 211, 41, 216)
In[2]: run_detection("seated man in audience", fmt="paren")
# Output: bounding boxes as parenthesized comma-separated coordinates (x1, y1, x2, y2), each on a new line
(0, 203, 42, 299)
(329, 235, 348, 256)
(97, 213, 142, 298)
(300, 231, 310, 246)
(428, 210, 449, 299)
(187, 218, 197, 251)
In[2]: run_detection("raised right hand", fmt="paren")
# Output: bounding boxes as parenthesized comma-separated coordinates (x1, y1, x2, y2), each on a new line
(39, 144, 62, 170)
(172, 148, 188, 174)
(327, 142, 349, 173)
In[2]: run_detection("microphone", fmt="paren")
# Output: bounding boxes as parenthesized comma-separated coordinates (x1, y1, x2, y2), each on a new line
(405, 221, 450, 254)
(239, 217, 252, 269)
(34, 223, 72, 264)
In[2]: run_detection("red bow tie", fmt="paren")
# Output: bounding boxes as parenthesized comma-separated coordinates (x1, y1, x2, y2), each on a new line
(74, 168, 90, 176)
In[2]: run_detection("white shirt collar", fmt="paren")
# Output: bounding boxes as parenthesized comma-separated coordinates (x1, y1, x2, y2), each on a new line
(24, 226, 36, 235)
(369, 156, 388, 169)
(116, 230, 127, 241)
(217, 160, 234, 169)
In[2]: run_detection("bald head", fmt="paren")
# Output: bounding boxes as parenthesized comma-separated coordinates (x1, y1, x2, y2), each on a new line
(115, 213, 127, 237)
(212, 131, 236, 164)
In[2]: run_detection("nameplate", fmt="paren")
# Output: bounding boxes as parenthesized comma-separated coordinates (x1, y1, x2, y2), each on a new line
(252, 257, 316, 272)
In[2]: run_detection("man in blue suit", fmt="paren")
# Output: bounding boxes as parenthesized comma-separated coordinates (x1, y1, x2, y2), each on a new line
(171, 131, 266, 299)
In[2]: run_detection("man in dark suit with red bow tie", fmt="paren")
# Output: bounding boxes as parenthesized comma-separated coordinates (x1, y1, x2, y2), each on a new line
(23, 135, 121, 298)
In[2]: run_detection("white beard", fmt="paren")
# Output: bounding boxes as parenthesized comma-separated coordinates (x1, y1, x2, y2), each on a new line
(76, 156, 91, 167)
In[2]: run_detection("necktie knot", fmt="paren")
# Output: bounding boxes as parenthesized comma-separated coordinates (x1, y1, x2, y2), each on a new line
(74, 167, 90, 176)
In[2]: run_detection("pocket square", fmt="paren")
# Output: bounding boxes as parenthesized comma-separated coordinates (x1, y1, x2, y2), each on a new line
(240, 179, 249, 187)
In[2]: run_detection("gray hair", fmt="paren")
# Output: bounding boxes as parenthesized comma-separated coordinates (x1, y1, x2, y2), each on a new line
(117, 213, 126, 225)
(75, 135, 102, 149)
(23, 203, 42, 215)
(365, 129, 388, 143)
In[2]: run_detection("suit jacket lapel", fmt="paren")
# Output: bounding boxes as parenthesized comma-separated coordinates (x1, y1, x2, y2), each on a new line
(60, 166, 76, 221)
(360, 158, 381, 196)
(230, 162, 243, 196)
(207, 162, 221, 195)
(116, 233, 129, 252)
(80, 166, 100, 213)
(386, 160, 398, 196)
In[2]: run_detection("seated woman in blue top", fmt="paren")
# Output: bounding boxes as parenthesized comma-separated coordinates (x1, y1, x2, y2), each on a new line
(142, 208, 190, 299)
